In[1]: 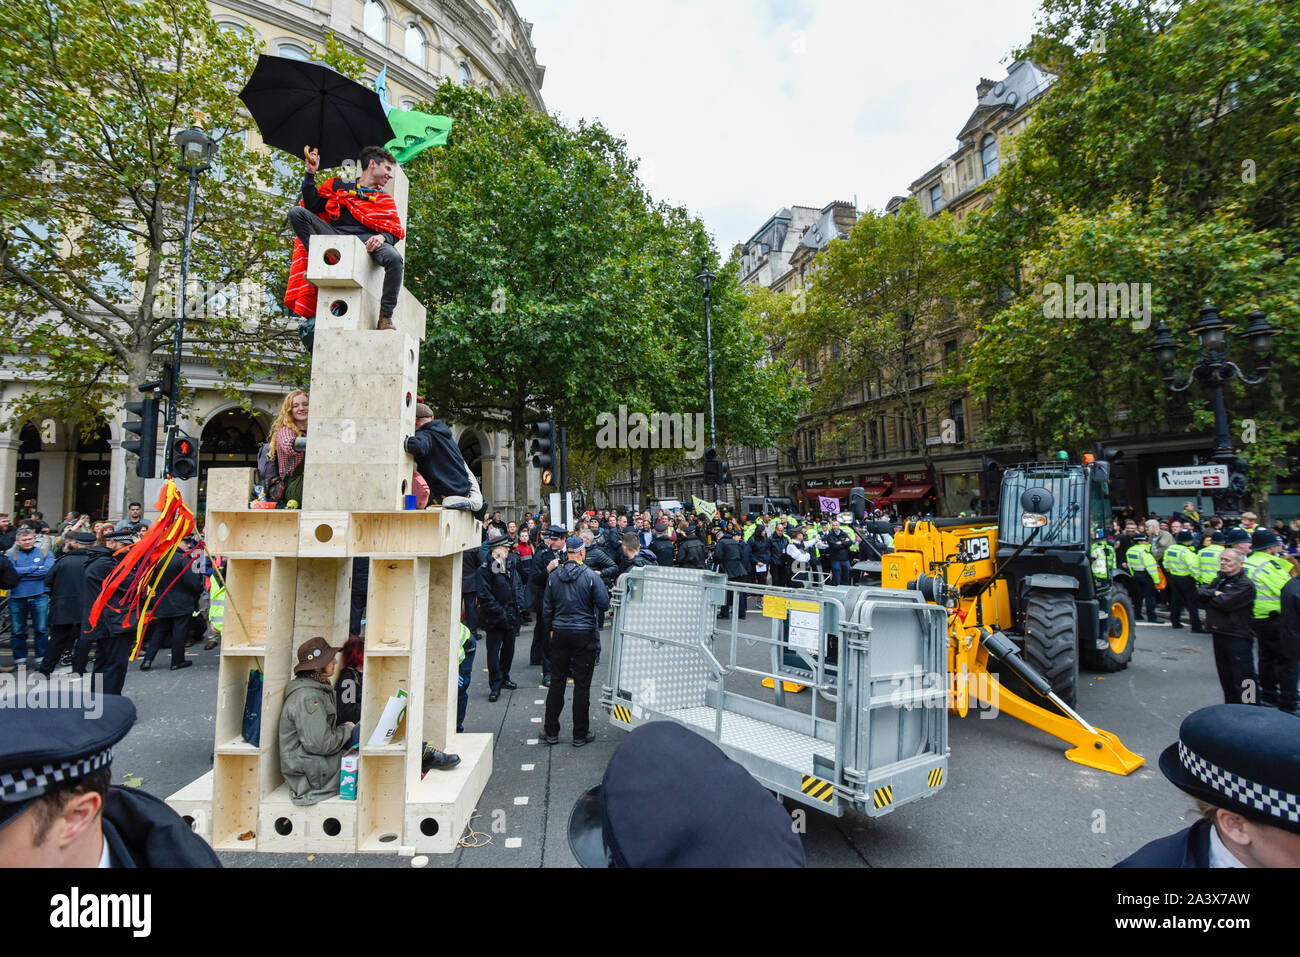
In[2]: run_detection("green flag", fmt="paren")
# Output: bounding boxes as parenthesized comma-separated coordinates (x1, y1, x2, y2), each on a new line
(385, 109, 453, 164)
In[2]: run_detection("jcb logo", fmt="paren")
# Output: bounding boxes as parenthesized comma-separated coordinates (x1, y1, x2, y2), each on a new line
(961, 536, 991, 561)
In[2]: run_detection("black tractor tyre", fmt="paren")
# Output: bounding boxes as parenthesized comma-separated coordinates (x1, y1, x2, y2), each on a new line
(1081, 591, 1136, 672)
(1021, 588, 1079, 707)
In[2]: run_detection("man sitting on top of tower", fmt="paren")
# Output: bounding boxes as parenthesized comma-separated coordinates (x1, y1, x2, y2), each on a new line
(285, 144, 405, 331)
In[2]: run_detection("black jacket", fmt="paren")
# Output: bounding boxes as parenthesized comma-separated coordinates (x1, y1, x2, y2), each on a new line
(477, 560, 523, 630)
(102, 785, 222, 867)
(648, 536, 676, 567)
(461, 547, 481, 595)
(0, 527, 15, 553)
(85, 546, 131, 636)
(352, 556, 370, 599)
(713, 537, 748, 579)
(582, 541, 617, 586)
(748, 535, 774, 569)
(151, 551, 204, 619)
(676, 536, 707, 569)
(543, 560, 610, 633)
(823, 528, 853, 563)
(406, 420, 474, 500)
(43, 549, 96, 626)
(529, 545, 562, 610)
(1201, 571, 1256, 640)
(769, 533, 789, 566)
(1281, 576, 1300, 658)
(614, 546, 658, 583)
(1114, 819, 1211, 868)
(0, 554, 17, 590)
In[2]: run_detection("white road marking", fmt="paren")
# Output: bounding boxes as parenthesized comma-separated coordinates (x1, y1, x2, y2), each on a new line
(534, 699, 544, 705)
(530, 716, 541, 723)
(505, 837, 522, 848)
(526, 739, 538, 745)
(521, 763, 535, 771)
(514, 796, 529, 805)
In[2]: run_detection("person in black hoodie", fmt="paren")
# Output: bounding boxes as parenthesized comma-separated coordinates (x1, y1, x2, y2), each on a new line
(0, 697, 220, 867)
(37, 532, 98, 678)
(404, 404, 487, 520)
(714, 529, 750, 619)
(542, 538, 610, 747)
(477, 534, 524, 701)
(1200, 548, 1258, 705)
(139, 540, 204, 671)
(676, 528, 707, 569)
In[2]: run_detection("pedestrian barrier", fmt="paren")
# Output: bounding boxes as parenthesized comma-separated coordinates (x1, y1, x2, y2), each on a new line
(602, 566, 950, 817)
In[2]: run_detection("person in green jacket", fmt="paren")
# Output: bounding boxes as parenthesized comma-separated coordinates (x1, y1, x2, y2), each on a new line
(1089, 528, 1117, 606)
(279, 637, 356, 806)
(1126, 538, 1160, 623)
(1244, 530, 1297, 713)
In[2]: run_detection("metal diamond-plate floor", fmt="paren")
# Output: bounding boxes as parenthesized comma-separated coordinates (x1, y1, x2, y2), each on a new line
(663, 706, 834, 770)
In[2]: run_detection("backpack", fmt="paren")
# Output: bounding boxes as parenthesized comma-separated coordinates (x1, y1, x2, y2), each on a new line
(256, 439, 279, 484)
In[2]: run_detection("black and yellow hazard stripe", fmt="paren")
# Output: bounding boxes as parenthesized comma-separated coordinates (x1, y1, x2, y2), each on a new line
(800, 774, 834, 804)
(611, 705, 632, 724)
(872, 785, 894, 809)
(927, 767, 944, 788)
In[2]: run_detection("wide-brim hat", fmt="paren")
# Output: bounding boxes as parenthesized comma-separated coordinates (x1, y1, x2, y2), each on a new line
(295, 637, 339, 674)
(1158, 704, 1300, 835)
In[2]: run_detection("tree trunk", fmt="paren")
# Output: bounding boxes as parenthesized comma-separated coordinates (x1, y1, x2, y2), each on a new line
(638, 445, 652, 510)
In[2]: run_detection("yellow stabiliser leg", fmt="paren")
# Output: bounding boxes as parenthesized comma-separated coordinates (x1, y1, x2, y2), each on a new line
(967, 667, 1145, 775)
(762, 678, 806, 693)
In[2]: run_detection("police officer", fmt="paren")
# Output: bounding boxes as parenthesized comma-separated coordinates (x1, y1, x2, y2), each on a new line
(1116, 704, 1300, 867)
(85, 528, 139, 696)
(1196, 530, 1226, 588)
(647, 522, 675, 567)
(541, 537, 609, 747)
(529, 524, 568, 687)
(567, 722, 804, 867)
(477, 533, 524, 702)
(823, 517, 854, 586)
(0, 697, 220, 866)
(1163, 529, 1202, 632)
(714, 528, 749, 619)
(1125, 533, 1160, 623)
(1088, 527, 1117, 607)
(1244, 529, 1298, 713)
(456, 622, 475, 733)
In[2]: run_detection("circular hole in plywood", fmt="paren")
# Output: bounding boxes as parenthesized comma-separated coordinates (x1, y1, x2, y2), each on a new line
(322, 817, 342, 836)
(275, 817, 293, 836)
(324, 248, 341, 265)
(378, 832, 399, 844)
(217, 522, 229, 541)
(315, 523, 334, 543)
(420, 817, 439, 837)
(330, 299, 348, 317)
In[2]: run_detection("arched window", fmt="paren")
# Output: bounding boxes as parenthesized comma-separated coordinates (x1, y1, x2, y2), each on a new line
(404, 24, 425, 66)
(364, 1, 386, 43)
(217, 20, 252, 36)
(457, 61, 471, 86)
(278, 43, 311, 61)
(981, 133, 998, 179)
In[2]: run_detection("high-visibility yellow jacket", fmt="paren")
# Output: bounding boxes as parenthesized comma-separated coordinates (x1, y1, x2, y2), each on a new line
(1127, 541, 1158, 577)
(1195, 545, 1224, 585)
(1162, 543, 1195, 578)
(1244, 552, 1290, 619)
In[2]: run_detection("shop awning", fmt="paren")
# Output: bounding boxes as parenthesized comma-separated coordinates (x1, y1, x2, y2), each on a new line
(799, 487, 850, 499)
(883, 484, 934, 501)
(860, 484, 891, 498)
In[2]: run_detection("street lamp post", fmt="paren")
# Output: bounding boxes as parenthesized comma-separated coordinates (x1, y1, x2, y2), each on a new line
(1151, 300, 1274, 518)
(169, 127, 216, 473)
(695, 255, 717, 502)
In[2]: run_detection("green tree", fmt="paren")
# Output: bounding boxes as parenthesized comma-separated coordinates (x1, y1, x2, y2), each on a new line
(0, 0, 304, 501)
(782, 201, 967, 503)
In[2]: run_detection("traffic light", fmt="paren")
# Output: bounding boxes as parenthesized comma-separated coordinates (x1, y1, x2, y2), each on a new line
(169, 431, 199, 480)
(529, 420, 556, 471)
(122, 381, 162, 478)
(703, 447, 719, 484)
(718, 461, 732, 487)
(1094, 443, 1127, 505)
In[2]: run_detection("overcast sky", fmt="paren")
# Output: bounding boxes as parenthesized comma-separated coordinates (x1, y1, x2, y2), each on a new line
(521, 0, 1044, 250)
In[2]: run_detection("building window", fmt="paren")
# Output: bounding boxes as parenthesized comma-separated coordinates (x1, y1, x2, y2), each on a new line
(944, 340, 958, 362)
(981, 133, 999, 179)
(278, 43, 311, 61)
(364, 1, 386, 43)
(929, 183, 944, 212)
(404, 24, 425, 66)
(457, 62, 472, 86)
(399, 97, 417, 110)
(950, 399, 965, 444)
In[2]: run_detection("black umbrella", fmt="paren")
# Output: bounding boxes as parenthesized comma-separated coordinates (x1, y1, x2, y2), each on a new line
(238, 55, 396, 171)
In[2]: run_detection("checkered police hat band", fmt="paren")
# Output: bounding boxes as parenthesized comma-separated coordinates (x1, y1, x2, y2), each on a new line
(0, 747, 114, 802)
(1179, 741, 1300, 825)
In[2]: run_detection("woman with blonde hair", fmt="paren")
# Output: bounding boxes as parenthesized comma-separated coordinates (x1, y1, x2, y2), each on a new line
(269, 390, 308, 506)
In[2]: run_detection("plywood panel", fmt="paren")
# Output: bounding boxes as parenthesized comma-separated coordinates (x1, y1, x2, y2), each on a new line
(212, 754, 260, 849)
(405, 733, 492, 854)
(258, 784, 358, 853)
(222, 559, 269, 649)
(302, 465, 411, 512)
(207, 468, 253, 511)
(365, 559, 417, 650)
(209, 510, 300, 556)
(215, 655, 263, 748)
(305, 234, 385, 295)
(359, 654, 411, 751)
(313, 287, 381, 333)
(165, 769, 213, 845)
(358, 755, 405, 851)
(420, 555, 460, 753)
(349, 511, 480, 557)
(298, 512, 351, 558)
(291, 558, 351, 650)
